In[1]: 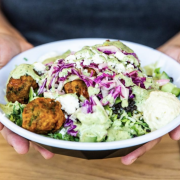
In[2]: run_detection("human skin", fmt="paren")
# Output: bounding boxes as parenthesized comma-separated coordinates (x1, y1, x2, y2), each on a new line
(0, 10, 180, 163)
(0, 11, 54, 159)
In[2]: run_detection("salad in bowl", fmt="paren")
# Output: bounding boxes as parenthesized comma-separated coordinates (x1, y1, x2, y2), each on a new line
(1, 40, 180, 143)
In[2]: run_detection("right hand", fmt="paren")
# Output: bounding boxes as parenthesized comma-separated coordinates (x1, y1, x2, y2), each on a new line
(0, 33, 54, 159)
(121, 44, 180, 165)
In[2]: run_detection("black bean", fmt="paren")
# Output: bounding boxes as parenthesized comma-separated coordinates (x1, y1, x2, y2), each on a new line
(116, 107, 120, 111)
(130, 103, 134, 107)
(169, 77, 174, 83)
(133, 106, 137, 110)
(146, 129, 151, 132)
(130, 101, 135, 106)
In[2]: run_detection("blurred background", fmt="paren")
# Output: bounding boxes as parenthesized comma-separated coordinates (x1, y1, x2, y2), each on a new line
(1, 0, 180, 179)
(1, 0, 180, 47)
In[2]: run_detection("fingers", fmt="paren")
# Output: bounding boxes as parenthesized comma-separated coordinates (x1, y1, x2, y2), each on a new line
(169, 125, 180, 140)
(0, 122, 4, 130)
(0, 126, 54, 159)
(30, 142, 54, 159)
(1, 126, 29, 154)
(121, 137, 162, 165)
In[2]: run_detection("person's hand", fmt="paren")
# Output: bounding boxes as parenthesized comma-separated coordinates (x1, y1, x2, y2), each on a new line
(121, 44, 180, 165)
(0, 33, 54, 159)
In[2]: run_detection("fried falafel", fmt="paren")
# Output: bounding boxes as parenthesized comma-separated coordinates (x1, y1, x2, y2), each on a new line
(22, 97, 65, 134)
(84, 67, 97, 76)
(6, 75, 38, 104)
(64, 80, 89, 99)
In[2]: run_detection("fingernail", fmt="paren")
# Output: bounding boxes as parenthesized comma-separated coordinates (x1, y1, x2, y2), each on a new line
(130, 158, 137, 164)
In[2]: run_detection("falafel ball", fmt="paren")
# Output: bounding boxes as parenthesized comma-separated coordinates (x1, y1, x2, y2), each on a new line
(84, 67, 97, 76)
(6, 75, 38, 104)
(22, 97, 65, 134)
(64, 79, 89, 99)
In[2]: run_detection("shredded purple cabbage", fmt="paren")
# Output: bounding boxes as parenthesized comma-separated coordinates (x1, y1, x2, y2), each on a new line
(97, 46, 119, 55)
(82, 96, 96, 113)
(101, 85, 125, 106)
(58, 72, 71, 81)
(126, 71, 146, 89)
(48, 75, 55, 89)
(38, 78, 47, 95)
(47, 60, 76, 89)
(100, 81, 114, 89)
(94, 73, 115, 83)
(128, 88, 135, 99)
(64, 116, 78, 137)
(98, 63, 108, 71)
(45, 62, 53, 70)
(52, 61, 75, 75)
(123, 52, 139, 61)
(71, 69, 95, 87)
(129, 94, 135, 99)
(97, 45, 139, 64)
(80, 61, 99, 69)
(133, 77, 146, 89)
(97, 93, 103, 100)
(111, 86, 124, 98)
(114, 86, 122, 98)
(120, 79, 125, 86)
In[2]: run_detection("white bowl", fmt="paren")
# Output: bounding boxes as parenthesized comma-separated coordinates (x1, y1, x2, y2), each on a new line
(0, 38, 180, 158)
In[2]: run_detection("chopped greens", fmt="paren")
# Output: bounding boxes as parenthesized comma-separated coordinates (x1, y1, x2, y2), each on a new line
(106, 104, 151, 140)
(8, 103, 24, 126)
(1, 40, 180, 143)
(47, 130, 79, 142)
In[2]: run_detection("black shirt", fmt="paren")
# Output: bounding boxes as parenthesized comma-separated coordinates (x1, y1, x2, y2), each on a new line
(1, 0, 180, 48)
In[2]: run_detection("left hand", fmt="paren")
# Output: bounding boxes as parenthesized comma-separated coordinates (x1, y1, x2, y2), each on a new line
(0, 33, 54, 159)
(121, 44, 180, 165)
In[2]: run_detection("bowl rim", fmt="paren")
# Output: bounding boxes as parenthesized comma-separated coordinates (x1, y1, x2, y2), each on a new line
(0, 38, 180, 151)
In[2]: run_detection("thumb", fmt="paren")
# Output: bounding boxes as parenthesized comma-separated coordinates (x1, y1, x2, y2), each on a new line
(0, 34, 33, 69)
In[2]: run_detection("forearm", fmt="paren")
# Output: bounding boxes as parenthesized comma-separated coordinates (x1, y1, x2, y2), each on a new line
(0, 10, 26, 41)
